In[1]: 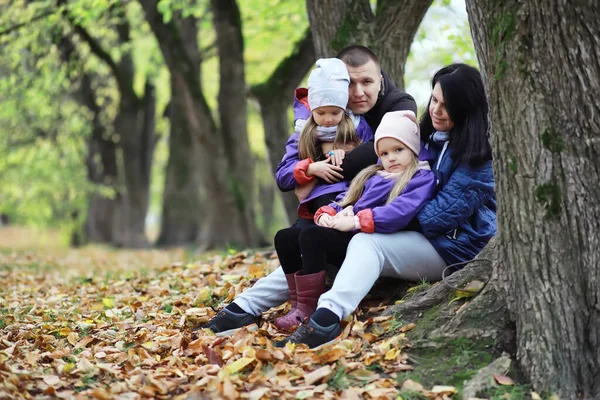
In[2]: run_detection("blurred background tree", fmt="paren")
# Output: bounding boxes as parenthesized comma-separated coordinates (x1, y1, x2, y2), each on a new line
(0, 0, 475, 250)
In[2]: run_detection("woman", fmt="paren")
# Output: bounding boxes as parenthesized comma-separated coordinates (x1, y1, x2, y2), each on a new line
(278, 63, 496, 349)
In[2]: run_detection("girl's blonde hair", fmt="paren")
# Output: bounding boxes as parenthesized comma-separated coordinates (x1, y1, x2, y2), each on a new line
(337, 156, 420, 207)
(298, 112, 360, 161)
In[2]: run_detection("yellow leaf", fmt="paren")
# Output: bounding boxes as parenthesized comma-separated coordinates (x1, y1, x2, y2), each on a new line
(248, 265, 266, 278)
(194, 288, 211, 304)
(102, 298, 114, 309)
(142, 341, 157, 352)
(224, 356, 255, 374)
(62, 363, 75, 374)
(139, 296, 149, 302)
(384, 347, 400, 360)
(531, 392, 543, 400)
(430, 385, 457, 394)
(58, 327, 72, 337)
(221, 274, 242, 283)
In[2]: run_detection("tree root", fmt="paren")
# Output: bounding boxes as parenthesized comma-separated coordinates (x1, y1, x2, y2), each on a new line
(383, 237, 515, 346)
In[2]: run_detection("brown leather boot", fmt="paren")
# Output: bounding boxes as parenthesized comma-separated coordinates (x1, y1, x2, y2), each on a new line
(274, 270, 326, 331)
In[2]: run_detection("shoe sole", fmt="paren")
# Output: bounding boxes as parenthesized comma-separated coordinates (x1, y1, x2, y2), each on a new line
(215, 323, 259, 337)
(310, 334, 342, 350)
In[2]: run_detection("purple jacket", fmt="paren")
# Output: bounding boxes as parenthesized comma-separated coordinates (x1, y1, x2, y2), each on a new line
(316, 169, 435, 233)
(275, 89, 374, 214)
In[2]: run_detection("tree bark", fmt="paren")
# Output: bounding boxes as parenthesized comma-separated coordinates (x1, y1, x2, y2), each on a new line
(157, 15, 202, 246)
(139, 0, 262, 250)
(211, 0, 262, 245)
(466, 1, 600, 397)
(306, 0, 432, 88)
(250, 29, 316, 226)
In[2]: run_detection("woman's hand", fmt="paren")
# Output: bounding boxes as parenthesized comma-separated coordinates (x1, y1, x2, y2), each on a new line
(331, 215, 356, 232)
(317, 214, 334, 228)
(327, 149, 346, 167)
(307, 159, 344, 183)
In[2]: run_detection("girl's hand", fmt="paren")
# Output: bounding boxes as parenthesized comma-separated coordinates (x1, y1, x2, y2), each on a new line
(317, 214, 334, 227)
(331, 215, 356, 232)
(307, 160, 344, 183)
(327, 150, 346, 167)
(337, 206, 355, 217)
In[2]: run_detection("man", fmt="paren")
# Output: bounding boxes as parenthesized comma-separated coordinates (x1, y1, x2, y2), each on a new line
(193, 45, 417, 338)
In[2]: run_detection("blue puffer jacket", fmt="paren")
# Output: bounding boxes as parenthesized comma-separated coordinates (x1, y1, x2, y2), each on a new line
(417, 136, 496, 266)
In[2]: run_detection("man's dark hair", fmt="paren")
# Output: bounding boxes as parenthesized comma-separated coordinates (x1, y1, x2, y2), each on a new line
(420, 63, 492, 167)
(336, 45, 380, 68)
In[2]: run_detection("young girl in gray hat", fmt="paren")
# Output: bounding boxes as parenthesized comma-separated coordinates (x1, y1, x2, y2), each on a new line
(276, 58, 373, 225)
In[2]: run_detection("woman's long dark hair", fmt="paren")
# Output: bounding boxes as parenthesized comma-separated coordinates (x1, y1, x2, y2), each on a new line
(420, 63, 492, 167)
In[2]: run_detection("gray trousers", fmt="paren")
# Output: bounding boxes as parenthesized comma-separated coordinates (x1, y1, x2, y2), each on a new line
(234, 231, 446, 318)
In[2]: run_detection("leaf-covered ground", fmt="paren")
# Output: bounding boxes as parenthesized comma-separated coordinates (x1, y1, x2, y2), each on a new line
(0, 227, 483, 399)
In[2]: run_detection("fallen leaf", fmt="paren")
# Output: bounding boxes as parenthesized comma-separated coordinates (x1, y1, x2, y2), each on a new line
(494, 374, 515, 386)
(304, 365, 333, 385)
(102, 298, 114, 308)
(224, 356, 255, 374)
(401, 379, 424, 392)
(400, 323, 417, 333)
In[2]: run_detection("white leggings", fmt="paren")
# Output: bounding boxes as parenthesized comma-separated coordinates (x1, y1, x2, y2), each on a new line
(234, 231, 446, 318)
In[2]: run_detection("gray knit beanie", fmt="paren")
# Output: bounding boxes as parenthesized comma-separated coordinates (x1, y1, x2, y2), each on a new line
(307, 58, 350, 111)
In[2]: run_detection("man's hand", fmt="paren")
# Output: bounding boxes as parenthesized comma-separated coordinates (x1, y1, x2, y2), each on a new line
(331, 215, 356, 232)
(295, 180, 317, 202)
(307, 159, 344, 183)
(317, 214, 334, 228)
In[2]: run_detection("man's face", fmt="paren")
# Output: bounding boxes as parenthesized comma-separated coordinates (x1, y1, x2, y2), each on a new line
(346, 60, 383, 115)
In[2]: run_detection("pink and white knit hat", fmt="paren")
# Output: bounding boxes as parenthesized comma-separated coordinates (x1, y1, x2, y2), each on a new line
(374, 111, 421, 156)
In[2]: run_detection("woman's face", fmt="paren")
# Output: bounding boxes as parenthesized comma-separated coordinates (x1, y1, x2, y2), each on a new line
(429, 82, 454, 132)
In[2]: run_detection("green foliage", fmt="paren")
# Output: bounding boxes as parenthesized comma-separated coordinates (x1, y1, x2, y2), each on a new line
(491, 10, 516, 80)
(508, 154, 518, 173)
(535, 182, 562, 219)
(399, 337, 496, 392)
(540, 127, 564, 154)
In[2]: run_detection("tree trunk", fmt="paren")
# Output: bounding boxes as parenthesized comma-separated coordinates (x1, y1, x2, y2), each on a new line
(306, 0, 432, 88)
(139, 0, 262, 250)
(211, 0, 262, 246)
(466, 1, 600, 397)
(65, 4, 155, 248)
(112, 82, 156, 248)
(55, 33, 119, 244)
(250, 29, 316, 226)
(157, 15, 203, 246)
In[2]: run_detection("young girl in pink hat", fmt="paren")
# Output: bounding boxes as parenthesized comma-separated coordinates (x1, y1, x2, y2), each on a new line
(273, 110, 436, 331)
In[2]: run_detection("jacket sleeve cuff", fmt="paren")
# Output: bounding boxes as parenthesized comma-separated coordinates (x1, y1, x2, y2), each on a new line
(293, 158, 315, 185)
(314, 206, 337, 224)
(356, 209, 375, 233)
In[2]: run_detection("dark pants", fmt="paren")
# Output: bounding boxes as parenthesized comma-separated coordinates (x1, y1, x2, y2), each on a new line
(274, 225, 354, 275)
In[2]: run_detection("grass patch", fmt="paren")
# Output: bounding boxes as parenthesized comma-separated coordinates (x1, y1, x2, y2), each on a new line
(328, 365, 350, 391)
(477, 383, 534, 399)
(398, 336, 497, 393)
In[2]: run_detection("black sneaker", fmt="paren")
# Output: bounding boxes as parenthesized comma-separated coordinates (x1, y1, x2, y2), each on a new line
(274, 318, 342, 349)
(192, 308, 258, 338)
